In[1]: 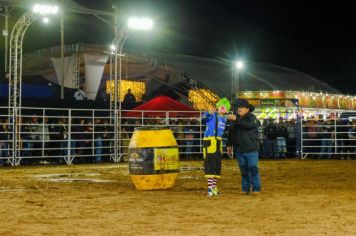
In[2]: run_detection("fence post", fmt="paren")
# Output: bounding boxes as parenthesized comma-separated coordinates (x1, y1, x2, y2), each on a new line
(334, 118, 337, 154)
(42, 109, 45, 157)
(296, 114, 302, 158)
(10, 108, 16, 166)
(300, 117, 304, 159)
(14, 109, 20, 166)
(92, 109, 95, 158)
(67, 110, 72, 165)
(166, 112, 169, 126)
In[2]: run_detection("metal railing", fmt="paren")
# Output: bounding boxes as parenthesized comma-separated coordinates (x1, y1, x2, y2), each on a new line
(0, 106, 208, 166)
(0, 106, 305, 166)
(0, 107, 13, 165)
(301, 117, 356, 159)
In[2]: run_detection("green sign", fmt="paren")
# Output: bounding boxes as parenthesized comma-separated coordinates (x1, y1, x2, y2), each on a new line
(260, 99, 275, 106)
(260, 99, 287, 106)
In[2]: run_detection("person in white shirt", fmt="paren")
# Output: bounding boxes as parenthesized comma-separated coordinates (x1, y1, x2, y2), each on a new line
(73, 89, 86, 101)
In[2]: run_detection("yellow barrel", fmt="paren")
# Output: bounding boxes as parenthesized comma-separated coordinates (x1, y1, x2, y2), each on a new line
(128, 127, 180, 190)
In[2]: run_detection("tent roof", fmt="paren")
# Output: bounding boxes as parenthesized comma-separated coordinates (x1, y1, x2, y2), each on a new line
(22, 44, 341, 102)
(124, 95, 198, 117)
(147, 52, 340, 96)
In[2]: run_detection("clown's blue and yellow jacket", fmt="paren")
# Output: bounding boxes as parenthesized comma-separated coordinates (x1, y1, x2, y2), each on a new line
(202, 112, 228, 157)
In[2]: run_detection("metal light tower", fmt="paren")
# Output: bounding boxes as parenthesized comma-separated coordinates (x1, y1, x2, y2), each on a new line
(8, 4, 58, 166)
(110, 17, 153, 163)
(110, 29, 129, 163)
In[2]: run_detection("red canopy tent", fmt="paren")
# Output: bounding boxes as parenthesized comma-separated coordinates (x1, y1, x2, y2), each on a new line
(123, 95, 199, 117)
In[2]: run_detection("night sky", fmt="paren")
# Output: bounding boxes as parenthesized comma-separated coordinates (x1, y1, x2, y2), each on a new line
(1, 0, 356, 93)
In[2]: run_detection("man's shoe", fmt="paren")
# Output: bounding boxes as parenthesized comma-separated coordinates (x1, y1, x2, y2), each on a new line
(240, 192, 248, 195)
(250, 191, 260, 196)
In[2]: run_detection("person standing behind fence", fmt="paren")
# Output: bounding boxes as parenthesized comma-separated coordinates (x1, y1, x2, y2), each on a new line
(227, 99, 261, 195)
(73, 118, 86, 162)
(101, 119, 111, 161)
(336, 119, 348, 158)
(319, 119, 334, 159)
(94, 119, 103, 163)
(184, 121, 195, 159)
(29, 115, 41, 160)
(21, 120, 32, 159)
(305, 119, 319, 158)
(49, 119, 60, 162)
(176, 120, 185, 154)
(84, 120, 93, 163)
(41, 117, 51, 157)
(202, 98, 231, 197)
(121, 125, 131, 162)
(0, 118, 8, 166)
(274, 119, 288, 158)
(265, 119, 277, 158)
(286, 119, 297, 157)
(58, 119, 68, 159)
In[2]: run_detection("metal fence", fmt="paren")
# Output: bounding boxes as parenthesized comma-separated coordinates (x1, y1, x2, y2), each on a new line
(0, 106, 319, 166)
(0, 107, 207, 166)
(301, 117, 356, 159)
(0, 107, 13, 165)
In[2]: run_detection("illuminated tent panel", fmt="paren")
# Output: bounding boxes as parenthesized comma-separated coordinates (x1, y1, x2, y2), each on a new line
(239, 91, 356, 110)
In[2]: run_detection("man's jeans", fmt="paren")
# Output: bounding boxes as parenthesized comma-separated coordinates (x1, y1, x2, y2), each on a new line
(234, 149, 261, 192)
(185, 140, 194, 157)
(275, 137, 287, 158)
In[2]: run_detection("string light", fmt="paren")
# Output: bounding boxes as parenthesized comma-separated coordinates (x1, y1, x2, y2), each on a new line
(106, 80, 146, 102)
(197, 90, 356, 110)
(188, 89, 219, 111)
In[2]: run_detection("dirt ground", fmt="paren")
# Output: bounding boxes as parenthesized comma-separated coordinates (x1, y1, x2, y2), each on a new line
(0, 159, 355, 236)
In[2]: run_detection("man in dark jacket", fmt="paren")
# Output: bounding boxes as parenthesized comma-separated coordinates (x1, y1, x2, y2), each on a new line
(227, 99, 261, 195)
(123, 89, 136, 109)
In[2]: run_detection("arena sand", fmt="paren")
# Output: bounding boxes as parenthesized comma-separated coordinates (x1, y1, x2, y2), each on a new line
(0, 160, 355, 236)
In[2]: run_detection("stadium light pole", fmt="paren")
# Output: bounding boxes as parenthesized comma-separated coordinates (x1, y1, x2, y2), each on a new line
(110, 17, 153, 163)
(231, 60, 244, 101)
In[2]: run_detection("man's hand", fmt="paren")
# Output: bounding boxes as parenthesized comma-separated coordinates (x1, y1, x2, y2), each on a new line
(227, 114, 237, 121)
(227, 146, 232, 155)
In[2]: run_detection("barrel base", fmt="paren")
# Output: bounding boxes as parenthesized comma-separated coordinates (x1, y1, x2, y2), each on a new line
(131, 173, 178, 190)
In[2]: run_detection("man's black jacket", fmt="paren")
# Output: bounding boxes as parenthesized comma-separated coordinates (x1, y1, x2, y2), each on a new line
(227, 112, 260, 153)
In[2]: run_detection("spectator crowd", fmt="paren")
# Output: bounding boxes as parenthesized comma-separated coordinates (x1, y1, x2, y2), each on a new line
(1, 113, 356, 166)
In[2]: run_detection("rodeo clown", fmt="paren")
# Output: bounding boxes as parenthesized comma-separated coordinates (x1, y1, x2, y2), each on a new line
(202, 98, 231, 196)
